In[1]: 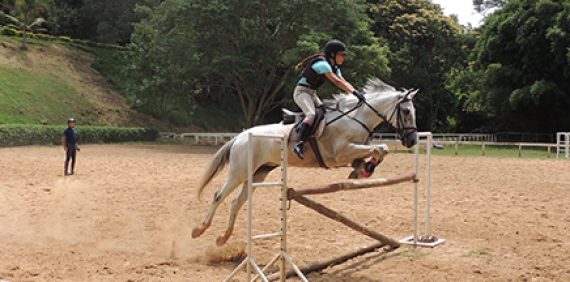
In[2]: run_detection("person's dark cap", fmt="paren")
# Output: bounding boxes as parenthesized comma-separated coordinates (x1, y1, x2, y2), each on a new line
(67, 118, 75, 124)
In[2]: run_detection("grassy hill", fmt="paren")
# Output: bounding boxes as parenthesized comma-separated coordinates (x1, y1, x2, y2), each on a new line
(0, 35, 162, 128)
(0, 35, 246, 131)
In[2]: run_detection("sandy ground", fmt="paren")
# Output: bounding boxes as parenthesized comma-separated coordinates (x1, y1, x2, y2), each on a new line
(0, 144, 569, 281)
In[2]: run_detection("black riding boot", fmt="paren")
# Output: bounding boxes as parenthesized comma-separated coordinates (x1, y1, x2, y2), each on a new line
(293, 122, 311, 160)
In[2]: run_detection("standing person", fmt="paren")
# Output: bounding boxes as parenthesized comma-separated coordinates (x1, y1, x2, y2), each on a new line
(292, 39, 366, 159)
(62, 118, 80, 176)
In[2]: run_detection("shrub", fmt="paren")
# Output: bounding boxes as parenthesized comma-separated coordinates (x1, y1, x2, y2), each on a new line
(0, 27, 19, 36)
(0, 124, 158, 147)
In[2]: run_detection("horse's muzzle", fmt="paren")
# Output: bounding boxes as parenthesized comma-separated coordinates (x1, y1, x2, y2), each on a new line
(401, 131, 418, 148)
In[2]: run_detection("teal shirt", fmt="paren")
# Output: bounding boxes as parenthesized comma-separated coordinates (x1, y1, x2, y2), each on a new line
(298, 60, 342, 86)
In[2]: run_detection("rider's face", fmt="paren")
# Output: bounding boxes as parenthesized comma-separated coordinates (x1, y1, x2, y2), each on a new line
(335, 51, 346, 65)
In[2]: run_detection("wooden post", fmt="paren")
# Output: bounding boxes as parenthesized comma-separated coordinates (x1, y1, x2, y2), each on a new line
(481, 143, 486, 156)
(454, 140, 459, 156)
(518, 144, 522, 158)
(547, 146, 551, 158)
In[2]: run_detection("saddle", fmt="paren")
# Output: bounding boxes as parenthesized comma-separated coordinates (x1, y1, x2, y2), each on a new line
(282, 106, 326, 139)
(282, 106, 329, 168)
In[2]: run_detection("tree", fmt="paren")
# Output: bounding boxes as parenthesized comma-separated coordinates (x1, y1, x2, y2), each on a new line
(48, 0, 161, 44)
(473, 0, 507, 14)
(367, 0, 470, 131)
(0, 0, 48, 50)
(468, 0, 570, 132)
(128, 0, 390, 127)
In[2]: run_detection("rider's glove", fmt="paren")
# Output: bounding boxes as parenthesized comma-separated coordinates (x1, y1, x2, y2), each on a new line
(352, 90, 366, 102)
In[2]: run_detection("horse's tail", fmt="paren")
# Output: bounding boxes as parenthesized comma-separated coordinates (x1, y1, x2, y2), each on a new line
(197, 137, 236, 200)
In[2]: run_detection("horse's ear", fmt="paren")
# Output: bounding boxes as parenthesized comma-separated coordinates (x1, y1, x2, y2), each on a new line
(406, 89, 419, 100)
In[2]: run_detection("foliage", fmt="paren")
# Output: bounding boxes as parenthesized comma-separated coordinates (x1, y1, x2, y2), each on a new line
(473, 0, 507, 14)
(128, 0, 390, 127)
(466, 0, 570, 132)
(0, 0, 49, 49)
(48, 0, 161, 44)
(0, 124, 158, 146)
(367, 0, 472, 131)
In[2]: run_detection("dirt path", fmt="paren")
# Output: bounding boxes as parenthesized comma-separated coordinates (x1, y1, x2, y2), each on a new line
(0, 144, 568, 281)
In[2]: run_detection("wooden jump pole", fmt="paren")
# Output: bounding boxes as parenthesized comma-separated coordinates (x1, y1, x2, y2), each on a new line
(267, 241, 390, 281)
(284, 173, 417, 250)
(264, 173, 416, 280)
(292, 194, 401, 248)
(287, 172, 417, 199)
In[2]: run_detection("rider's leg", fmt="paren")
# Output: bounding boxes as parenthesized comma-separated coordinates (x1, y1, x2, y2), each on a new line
(293, 87, 317, 159)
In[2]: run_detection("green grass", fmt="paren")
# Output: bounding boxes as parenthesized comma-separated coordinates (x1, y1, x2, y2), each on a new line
(1, 34, 261, 130)
(396, 144, 553, 159)
(0, 64, 97, 125)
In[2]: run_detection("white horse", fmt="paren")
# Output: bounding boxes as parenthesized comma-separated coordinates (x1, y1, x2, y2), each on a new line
(192, 78, 419, 246)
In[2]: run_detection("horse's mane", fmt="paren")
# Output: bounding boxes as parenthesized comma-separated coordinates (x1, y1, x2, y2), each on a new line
(323, 77, 396, 111)
(363, 77, 396, 93)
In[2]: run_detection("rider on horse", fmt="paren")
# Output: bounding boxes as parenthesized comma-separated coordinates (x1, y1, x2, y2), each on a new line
(293, 39, 366, 159)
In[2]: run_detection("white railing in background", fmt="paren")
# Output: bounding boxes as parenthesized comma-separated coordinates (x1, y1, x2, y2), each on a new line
(159, 132, 239, 145)
(160, 132, 563, 158)
(373, 133, 496, 142)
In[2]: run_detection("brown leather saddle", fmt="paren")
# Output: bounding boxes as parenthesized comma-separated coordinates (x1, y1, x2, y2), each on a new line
(282, 106, 329, 168)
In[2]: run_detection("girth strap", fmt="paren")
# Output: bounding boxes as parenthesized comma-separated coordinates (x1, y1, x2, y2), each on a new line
(308, 138, 329, 169)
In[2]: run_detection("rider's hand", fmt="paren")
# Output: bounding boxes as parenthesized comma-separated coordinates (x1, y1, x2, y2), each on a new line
(352, 90, 366, 102)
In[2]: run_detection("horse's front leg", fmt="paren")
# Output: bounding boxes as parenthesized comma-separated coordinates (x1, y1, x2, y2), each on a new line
(336, 143, 389, 179)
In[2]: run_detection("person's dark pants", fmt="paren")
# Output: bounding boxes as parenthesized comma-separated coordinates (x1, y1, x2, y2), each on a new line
(65, 149, 77, 175)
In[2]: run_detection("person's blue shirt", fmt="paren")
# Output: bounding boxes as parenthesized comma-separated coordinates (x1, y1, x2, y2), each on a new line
(298, 60, 342, 86)
(63, 128, 78, 149)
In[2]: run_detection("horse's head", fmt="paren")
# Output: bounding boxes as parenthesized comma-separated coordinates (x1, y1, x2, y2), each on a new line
(364, 78, 418, 148)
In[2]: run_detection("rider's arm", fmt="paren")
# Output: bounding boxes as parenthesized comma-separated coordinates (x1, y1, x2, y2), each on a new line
(324, 72, 356, 94)
(61, 134, 67, 151)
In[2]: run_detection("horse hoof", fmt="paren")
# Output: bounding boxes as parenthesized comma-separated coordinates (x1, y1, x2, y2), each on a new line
(351, 159, 365, 169)
(191, 225, 206, 238)
(216, 234, 229, 246)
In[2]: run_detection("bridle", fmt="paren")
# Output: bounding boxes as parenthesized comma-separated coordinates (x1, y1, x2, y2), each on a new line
(326, 90, 418, 143)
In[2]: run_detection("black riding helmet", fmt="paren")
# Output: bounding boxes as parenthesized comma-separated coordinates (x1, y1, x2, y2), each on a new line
(68, 118, 75, 124)
(324, 39, 346, 60)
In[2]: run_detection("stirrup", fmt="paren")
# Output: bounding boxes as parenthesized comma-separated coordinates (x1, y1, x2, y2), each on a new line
(293, 142, 304, 160)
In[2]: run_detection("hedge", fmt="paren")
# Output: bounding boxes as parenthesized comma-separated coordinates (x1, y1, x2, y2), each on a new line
(0, 124, 158, 147)
(0, 26, 127, 50)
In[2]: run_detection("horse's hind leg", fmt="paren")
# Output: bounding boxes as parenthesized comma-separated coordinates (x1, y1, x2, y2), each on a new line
(191, 174, 243, 239)
(216, 165, 276, 246)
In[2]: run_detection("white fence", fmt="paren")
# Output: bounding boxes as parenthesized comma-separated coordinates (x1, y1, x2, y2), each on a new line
(373, 133, 496, 142)
(159, 132, 238, 145)
(160, 132, 565, 158)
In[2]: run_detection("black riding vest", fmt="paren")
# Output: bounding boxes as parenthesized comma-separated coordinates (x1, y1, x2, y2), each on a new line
(299, 56, 339, 90)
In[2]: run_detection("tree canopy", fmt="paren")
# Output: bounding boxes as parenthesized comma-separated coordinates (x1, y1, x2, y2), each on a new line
(1, 0, 568, 134)
(454, 0, 570, 132)
(127, 0, 390, 126)
(367, 0, 471, 131)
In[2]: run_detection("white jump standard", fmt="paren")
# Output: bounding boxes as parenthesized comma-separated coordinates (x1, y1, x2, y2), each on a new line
(224, 132, 307, 282)
(399, 132, 445, 247)
(556, 132, 570, 159)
